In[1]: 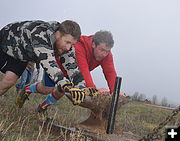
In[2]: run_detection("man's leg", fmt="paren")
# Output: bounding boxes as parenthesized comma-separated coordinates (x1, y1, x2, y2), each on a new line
(38, 72, 64, 110)
(23, 80, 55, 95)
(0, 71, 19, 95)
(15, 81, 54, 108)
(37, 73, 65, 118)
(33, 71, 55, 94)
(0, 50, 27, 95)
(36, 82, 54, 94)
(38, 87, 64, 109)
(37, 87, 64, 120)
(16, 69, 28, 90)
(15, 71, 55, 108)
(25, 70, 33, 85)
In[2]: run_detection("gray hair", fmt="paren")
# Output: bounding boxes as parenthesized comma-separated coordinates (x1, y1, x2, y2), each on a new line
(93, 30, 114, 48)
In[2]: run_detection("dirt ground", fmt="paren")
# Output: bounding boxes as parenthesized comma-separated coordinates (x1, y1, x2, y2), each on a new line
(75, 94, 141, 141)
(41, 94, 141, 141)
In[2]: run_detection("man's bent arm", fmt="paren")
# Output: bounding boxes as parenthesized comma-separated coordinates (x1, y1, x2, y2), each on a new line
(34, 47, 69, 87)
(75, 45, 96, 89)
(60, 47, 86, 89)
(101, 53, 117, 94)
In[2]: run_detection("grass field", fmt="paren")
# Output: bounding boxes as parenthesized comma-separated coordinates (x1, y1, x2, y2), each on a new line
(0, 86, 179, 141)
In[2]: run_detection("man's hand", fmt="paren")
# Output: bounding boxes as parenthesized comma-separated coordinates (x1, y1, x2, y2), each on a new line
(98, 88, 110, 95)
(69, 88, 85, 105)
(61, 82, 74, 93)
(84, 87, 98, 97)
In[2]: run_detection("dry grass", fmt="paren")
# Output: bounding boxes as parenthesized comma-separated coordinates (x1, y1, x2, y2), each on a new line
(0, 86, 179, 141)
(116, 101, 180, 136)
(0, 87, 89, 141)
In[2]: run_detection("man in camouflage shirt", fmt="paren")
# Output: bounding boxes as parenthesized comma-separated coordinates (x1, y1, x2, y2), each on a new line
(0, 20, 87, 105)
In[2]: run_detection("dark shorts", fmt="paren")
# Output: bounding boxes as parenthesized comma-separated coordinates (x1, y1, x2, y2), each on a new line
(42, 72, 69, 87)
(42, 72, 56, 87)
(0, 49, 27, 77)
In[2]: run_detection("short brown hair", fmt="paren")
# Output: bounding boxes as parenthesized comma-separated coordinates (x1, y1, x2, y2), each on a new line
(93, 30, 114, 48)
(58, 20, 81, 41)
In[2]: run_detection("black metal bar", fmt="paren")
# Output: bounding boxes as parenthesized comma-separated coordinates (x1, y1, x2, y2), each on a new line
(106, 76, 122, 134)
(39, 118, 106, 141)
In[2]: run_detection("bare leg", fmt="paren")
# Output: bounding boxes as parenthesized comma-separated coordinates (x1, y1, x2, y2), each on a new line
(0, 71, 18, 95)
(36, 82, 54, 95)
(54, 87, 64, 99)
(37, 87, 64, 111)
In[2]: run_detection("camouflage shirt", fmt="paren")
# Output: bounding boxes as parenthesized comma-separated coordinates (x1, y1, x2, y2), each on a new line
(0, 20, 71, 87)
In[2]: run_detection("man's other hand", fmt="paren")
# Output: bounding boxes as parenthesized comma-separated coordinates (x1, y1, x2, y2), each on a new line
(98, 88, 110, 95)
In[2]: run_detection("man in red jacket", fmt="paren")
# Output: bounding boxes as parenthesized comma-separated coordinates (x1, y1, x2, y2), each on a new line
(18, 30, 117, 115)
(75, 30, 116, 94)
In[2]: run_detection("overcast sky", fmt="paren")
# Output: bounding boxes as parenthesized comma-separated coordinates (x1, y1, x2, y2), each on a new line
(0, 0, 179, 105)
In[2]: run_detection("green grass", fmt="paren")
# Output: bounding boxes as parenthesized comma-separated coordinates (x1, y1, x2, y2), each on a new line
(116, 101, 180, 136)
(0, 87, 179, 141)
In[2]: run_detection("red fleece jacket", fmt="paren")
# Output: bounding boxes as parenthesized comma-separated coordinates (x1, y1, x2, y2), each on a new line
(74, 35, 117, 94)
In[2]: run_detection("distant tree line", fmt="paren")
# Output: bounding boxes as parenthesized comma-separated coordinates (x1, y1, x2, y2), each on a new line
(130, 92, 177, 108)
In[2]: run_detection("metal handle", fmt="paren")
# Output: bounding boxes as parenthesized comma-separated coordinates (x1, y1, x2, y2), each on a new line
(106, 76, 122, 134)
